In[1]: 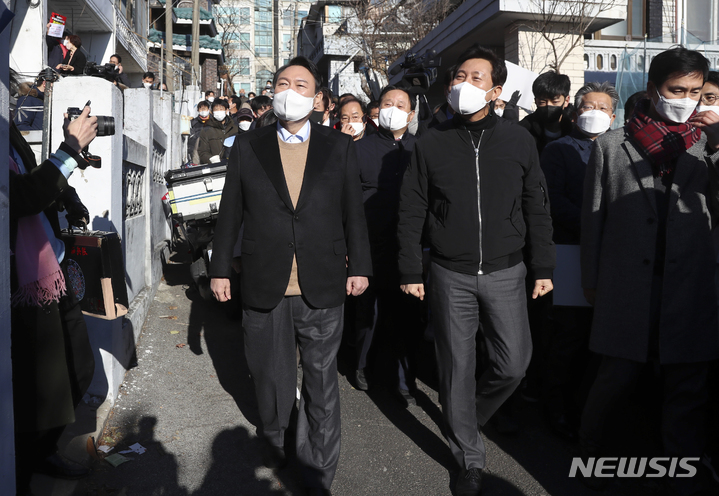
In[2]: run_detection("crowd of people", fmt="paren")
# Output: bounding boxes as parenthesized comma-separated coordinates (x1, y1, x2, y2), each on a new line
(202, 46, 719, 496)
(8, 23, 719, 496)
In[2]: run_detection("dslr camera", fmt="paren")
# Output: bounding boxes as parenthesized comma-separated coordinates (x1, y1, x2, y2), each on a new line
(67, 100, 116, 169)
(84, 61, 121, 83)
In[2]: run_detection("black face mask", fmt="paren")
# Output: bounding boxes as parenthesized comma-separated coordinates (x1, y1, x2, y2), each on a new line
(309, 110, 325, 125)
(534, 104, 564, 126)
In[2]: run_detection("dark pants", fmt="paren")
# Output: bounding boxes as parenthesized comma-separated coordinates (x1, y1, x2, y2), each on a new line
(354, 282, 421, 390)
(430, 261, 532, 470)
(580, 356, 710, 494)
(11, 260, 95, 491)
(542, 306, 593, 417)
(242, 296, 344, 490)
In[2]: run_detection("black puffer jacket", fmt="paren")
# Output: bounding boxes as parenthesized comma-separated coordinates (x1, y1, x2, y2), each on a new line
(398, 113, 555, 283)
(197, 116, 238, 164)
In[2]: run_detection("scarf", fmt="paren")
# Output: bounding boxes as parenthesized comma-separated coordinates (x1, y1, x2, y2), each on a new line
(9, 155, 66, 307)
(626, 98, 701, 176)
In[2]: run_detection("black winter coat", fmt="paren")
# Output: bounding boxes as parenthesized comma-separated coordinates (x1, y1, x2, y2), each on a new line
(398, 114, 555, 283)
(355, 129, 416, 279)
(197, 116, 238, 164)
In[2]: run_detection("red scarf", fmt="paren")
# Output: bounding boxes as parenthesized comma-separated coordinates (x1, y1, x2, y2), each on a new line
(625, 99, 701, 176)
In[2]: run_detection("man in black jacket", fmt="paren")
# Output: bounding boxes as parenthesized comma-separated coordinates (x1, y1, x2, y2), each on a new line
(398, 45, 555, 496)
(210, 56, 371, 496)
(196, 100, 238, 163)
(352, 86, 421, 404)
(518, 71, 573, 154)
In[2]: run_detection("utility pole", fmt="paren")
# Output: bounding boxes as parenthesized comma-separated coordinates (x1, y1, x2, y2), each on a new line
(166, 0, 174, 92)
(191, 0, 201, 87)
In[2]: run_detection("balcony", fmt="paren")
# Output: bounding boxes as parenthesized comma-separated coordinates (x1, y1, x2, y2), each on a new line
(584, 39, 719, 73)
(116, 7, 148, 71)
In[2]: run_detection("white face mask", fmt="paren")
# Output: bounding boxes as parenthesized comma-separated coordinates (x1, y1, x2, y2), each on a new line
(239, 120, 251, 131)
(349, 122, 365, 136)
(143, 82, 153, 89)
(213, 111, 226, 121)
(371, 118, 379, 127)
(495, 108, 504, 118)
(698, 105, 719, 116)
(448, 82, 494, 115)
(577, 109, 612, 136)
(379, 106, 410, 131)
(273, 88, 315, 122)
(63, 39, 70, 48)
(199, 110, 210, 118)
(207, 96, 215, 103)
(653, 92, 697, 124)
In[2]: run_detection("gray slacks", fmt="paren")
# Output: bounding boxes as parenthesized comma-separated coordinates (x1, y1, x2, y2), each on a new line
(242, 296, 344, 489)
(430, 261, 532, 470)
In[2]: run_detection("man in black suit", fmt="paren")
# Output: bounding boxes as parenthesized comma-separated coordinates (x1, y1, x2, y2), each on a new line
(209, 56, 372, 496)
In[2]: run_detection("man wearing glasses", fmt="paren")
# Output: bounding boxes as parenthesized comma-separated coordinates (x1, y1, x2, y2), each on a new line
(538, 82, 618, 442)
(700, 71, 719, 115)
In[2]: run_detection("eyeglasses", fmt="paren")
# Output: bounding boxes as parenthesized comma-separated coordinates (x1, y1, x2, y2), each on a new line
(701, 94, 718, 105)
(579, 104, 612, 114)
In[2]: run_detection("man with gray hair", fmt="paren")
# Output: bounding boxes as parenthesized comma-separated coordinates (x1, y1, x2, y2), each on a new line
(538, 81, 617, 442)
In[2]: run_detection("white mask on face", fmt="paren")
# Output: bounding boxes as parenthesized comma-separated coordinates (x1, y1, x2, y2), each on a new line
(239, 120, 251, 131)
(63, 39, 69, 48)
(143, 82, 153, 89)
(207, 96, 215, 103)
(199, 110, 210, 118)
(213, 111, 226, 121)
(653, 92, 698, 124)
(494, 108, 504, 118)
(698, 105, 719, 116)
(448, 82, 494, 115)
(273, 88, 315, 122)
(349, 122, 365, 136)
(379, 106, 410, 131)
(577, 109, 612, 136)
(371, 118, 379, 127)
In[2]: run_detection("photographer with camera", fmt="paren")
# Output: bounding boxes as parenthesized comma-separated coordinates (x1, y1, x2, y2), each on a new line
(109, 54, 130, 87)
(9, 77, 99, 494)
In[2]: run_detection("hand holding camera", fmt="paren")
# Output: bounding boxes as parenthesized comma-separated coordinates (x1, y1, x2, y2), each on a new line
(65, 101, 115, 169)
(64, 104, 98, 153)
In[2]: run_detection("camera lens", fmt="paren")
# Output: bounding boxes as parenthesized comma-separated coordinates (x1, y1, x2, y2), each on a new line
(96, 116, 116, 137)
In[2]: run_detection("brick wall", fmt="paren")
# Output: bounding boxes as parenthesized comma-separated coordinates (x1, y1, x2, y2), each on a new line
(202, 58, 218, 93)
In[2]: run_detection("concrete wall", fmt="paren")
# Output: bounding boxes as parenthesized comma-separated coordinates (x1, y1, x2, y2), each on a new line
(1, 0, 16, 491)
(8, 0, 48, 78)
(48, 78, 175, 406)
(505, 22, 586, 104)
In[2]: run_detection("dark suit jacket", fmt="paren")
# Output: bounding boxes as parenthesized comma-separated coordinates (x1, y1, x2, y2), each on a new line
(210, 121, 373, 309)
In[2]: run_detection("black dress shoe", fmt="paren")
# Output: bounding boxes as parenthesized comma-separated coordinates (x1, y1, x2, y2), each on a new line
(547, 413, 578, 442)
(396, 388, 417, 407)
(36, 453, 90, 480)
(261, 444, 287, 469)
(355, 368, 368, 391)
(305, 488, 331, 496)
(456, 467, 482, 496)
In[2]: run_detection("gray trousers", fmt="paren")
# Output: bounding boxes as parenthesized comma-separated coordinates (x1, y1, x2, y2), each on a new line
(430, 261, 532, 470)
(242, 296, 344, 489)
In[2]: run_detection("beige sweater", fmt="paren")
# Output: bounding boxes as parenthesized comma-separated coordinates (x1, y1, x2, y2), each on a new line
(278, 136, 310, 295)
